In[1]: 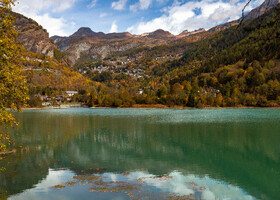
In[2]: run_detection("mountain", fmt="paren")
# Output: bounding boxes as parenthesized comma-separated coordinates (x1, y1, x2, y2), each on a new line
(180, 4, 280, 69)
(208, 21, 238, 33)
(143, 29, 174, 39)
(51, 28, 175, 64)
(177, 28, 205, 38)
(52, 27, 133, 43)
(83, 4, 280, 108)
(72, 27, 99, 37)
(4, 0, 279, 108)
(149, 4, 280, 107)
(51, 26, 213, 65)
(51, 20, 247, 65)
(107, 32, 133, 39)
(7, 0, 279, 65)
(52, 0, 280, 66)
(243, 0, 280, 21)
(10, 11, 57, 58)
(0, 9, 94, 102)
(70, 27, 133, 39)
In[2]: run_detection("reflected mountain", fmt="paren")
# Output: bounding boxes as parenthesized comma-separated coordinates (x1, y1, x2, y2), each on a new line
(1, 108, 279, 199)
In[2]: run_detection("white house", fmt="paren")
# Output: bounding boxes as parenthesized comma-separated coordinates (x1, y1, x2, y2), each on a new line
(42, 102, 52, 106)
(66, 91, 78, 97)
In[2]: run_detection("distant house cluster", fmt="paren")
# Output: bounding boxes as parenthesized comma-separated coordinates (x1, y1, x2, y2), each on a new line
(155, 55, 179, 61)
(25, 56, 50, 63)
(40, 91, 78, 106)
(78, 63, 145, 79)
(77, 53, 182, 80)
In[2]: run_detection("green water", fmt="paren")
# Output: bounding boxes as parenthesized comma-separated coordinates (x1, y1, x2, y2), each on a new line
(0, 108, 279, 200)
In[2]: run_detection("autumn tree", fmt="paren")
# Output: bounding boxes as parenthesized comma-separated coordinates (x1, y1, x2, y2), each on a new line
(0, 0, 28, 152)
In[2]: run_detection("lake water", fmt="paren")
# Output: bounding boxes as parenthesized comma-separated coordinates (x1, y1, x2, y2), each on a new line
(0, 108, 280, 200)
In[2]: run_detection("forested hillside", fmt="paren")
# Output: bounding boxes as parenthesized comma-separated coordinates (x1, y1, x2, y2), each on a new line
(3, 3, 280, 108)
(168, 5, 280, 107)
(0, 9, 99, 108)
(80, 5, 280, 108)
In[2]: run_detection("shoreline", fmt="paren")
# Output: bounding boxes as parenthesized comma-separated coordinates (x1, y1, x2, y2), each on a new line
(90, 104, 280, 109)
(21, 104, 83, 110)
(10, 104, 280, 111)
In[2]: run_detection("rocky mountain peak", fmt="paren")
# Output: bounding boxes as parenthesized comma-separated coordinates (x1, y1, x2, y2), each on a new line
(147, 29, 174, 39)
(180, 30, 189, 34)
(106, 32, 133, 39)
(72, 27, 96, 37)
(153, 29, 172, 34)
(177, 28, 205, 38)
(243, 0, 280, 21)
(154, 29, 167, 33)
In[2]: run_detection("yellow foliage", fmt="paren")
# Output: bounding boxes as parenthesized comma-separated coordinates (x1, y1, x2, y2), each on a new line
(216, 93, 224, 107)
(0, 0, 28, 151)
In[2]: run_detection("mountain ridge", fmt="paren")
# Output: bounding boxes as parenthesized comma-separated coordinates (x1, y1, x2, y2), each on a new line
(3, 1, 280, 108)
(243, 0, 280, 21)
(51, 0, 280, 40)
(10, 0, 280, 65)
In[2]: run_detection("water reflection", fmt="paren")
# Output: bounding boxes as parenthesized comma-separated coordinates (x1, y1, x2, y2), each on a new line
(9, 169, 256, 200)
(0, 108, 279, 199)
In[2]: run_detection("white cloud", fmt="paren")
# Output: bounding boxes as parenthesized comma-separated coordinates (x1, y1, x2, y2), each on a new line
(127, 0, 263, 35)
(99, 12, 108, 18)
(129, 4, 138, 12)
(130, 0, 153, 11)
(14, 0, 78, 13)
(33, 14, 72, 36)
(130, 0, 169, 11)
(88, 0, 98, 8)
(51, 0, 78, 13)
(110, 20, 118, 32)
(13, 0, 77, 36)
(12, 0, 264, 36)
(112, 0, 128, 10)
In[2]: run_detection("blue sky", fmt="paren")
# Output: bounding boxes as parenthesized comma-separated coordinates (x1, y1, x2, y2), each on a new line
(13, 0, 264, 36)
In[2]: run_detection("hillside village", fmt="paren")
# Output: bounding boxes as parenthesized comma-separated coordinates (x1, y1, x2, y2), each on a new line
(76, 54, 181, 79)
(0, 0, 278, 108)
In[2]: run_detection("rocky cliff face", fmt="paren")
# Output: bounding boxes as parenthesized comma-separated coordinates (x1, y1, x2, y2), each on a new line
(11, 12, 56, 58)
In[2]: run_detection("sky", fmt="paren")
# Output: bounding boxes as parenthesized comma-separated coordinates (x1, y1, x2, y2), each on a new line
(12, 0, 264, 37)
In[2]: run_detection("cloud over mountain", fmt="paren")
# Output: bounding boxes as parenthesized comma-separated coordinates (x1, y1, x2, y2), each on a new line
(12, 0, 264, 36)
(13, 0, 77, 36)
(127, 0, 264, 35)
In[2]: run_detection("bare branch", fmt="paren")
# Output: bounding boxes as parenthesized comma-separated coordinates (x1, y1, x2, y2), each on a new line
(238, 0, 253, 28)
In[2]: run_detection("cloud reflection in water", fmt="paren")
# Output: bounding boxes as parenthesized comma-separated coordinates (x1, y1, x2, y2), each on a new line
(9, 169, 256, 200)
